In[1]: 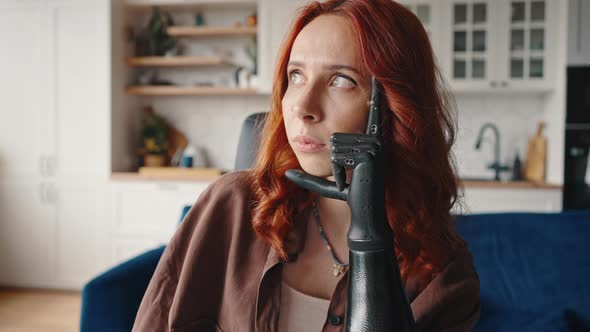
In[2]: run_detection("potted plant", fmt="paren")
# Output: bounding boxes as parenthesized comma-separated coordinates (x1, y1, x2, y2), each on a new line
(136, 6, 177, 56)
(141, 107, 169, 167)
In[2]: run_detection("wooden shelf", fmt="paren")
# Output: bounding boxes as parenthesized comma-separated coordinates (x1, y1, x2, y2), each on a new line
(166, 26, 257, 37)
(125, 0, 256, 8)
(126, 56, 229, 67)
(112, 167, 225, 182)
(126, 85, 260, 96)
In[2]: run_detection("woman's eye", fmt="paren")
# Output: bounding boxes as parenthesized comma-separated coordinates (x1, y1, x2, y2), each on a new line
(331, 75, 356, 88)
(289, 71, 304, 85)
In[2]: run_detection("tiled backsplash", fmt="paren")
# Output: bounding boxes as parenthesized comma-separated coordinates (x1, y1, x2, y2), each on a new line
(151, 95, 270, 170)
(150, 93, 546, 177)
(453, 94, 545, 179)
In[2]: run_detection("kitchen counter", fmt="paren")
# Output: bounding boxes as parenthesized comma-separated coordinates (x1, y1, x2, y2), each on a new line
(460, 179, 562, 190)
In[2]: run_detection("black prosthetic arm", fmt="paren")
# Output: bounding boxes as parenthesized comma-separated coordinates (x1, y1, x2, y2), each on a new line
(285, 77, 414, 331)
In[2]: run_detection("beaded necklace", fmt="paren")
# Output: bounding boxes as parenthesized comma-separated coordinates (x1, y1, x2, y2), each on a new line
(312, 201, 349, 277)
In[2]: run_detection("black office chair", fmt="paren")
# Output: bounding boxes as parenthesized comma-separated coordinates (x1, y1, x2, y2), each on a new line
(234, 112, 266, 170)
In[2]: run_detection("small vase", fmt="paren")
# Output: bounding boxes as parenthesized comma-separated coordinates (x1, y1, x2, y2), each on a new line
(144, 154, 166, 167)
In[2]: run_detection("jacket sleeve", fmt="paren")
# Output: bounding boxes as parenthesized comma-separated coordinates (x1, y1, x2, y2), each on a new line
(437, 277, 481, 332)
(410, 249, 481, 332)
(132, 173, 248, 332)
(132, 244, 180, 332)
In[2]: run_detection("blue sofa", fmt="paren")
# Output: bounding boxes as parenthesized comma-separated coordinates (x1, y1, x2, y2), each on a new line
(80, 206, 190, 332)
(455, 211, 590, 331)
(81, 114, 590, 331)
(80, 209, 590, 332)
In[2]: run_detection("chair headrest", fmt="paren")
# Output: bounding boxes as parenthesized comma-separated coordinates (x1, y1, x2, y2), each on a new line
(234, 112, 267, 170)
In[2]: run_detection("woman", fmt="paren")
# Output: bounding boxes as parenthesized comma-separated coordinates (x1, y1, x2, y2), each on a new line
(133, 0, 480, 331)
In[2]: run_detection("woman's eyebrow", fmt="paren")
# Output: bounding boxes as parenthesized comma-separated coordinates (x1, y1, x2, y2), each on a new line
(287, 61, 360, 75)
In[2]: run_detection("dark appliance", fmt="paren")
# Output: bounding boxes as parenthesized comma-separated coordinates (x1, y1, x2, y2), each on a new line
(564, 66, 590, 209)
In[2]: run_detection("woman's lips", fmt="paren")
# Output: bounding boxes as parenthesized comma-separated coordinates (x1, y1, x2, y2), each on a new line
(293, 135, 326, 153)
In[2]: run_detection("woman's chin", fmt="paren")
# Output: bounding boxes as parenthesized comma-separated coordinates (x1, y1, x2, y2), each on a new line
(298, 162, 332, 178)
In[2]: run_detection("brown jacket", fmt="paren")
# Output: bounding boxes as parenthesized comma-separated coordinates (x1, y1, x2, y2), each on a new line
(133, 171, 480, 332)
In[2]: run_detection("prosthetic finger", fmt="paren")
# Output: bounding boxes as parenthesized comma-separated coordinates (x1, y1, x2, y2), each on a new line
(331, 152, 374, 169)
(367, 76, 383, 137)
(331, 133, 381, 146)
(331, 161, 347, 192)
(331, 142, 380, 154)
(284, 169, 348, 201)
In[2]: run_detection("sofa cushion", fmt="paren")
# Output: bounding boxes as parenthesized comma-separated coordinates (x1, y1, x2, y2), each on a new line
(80, 245, 166, 332)
(474, 309, 571, 332)
(454, 211, 590, 331)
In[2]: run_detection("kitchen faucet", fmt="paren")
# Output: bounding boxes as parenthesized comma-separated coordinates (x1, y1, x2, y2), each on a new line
(474, 123, 510, 181)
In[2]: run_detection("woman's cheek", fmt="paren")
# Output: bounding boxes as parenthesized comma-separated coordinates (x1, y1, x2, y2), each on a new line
(335, 110, 370, 134)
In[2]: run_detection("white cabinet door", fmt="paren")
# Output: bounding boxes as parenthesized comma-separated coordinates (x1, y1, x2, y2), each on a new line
(443, 0, 498, 91)
(495, 0, 557, 91)
(46, 0, 111, 181)
(442, 0, 561, 93)
(0, 180, 56, 288)
(45, 0, 111, 289)
(0, 0, 112, 289)
(567, 0, 590, 65)
(109, 181, 210, 266)
(0, 1, 48, 178)
(0, 1, 57, 288)
(51, 180, 109, 288)
(257, 0, 312, 94)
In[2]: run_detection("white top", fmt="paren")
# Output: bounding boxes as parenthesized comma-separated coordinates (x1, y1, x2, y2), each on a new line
(278, 281, 332, 332)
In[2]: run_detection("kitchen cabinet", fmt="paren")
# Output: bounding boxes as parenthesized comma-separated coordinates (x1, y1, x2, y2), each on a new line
(0, 181, 55, 288)
(0, 1, 47, 179)
(458, 187, 562, 213)
(441, 0, 558, 93)
(109, 181, 210, 265)
(567, 0, 590, 65)
(258, 0, 561, 94)
(0, 0, 56, 288)
(399, 0, 444, 57)
(48, 0, 111, 288)
(0, 0, 111, 289)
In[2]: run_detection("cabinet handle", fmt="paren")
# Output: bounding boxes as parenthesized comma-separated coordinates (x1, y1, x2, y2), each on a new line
(490, 81, 497, 87)
(501, 81, 508, 87)
(39, 183, 46, 204)
(47, 155, 56, 177)
(570, 147, 585, 156)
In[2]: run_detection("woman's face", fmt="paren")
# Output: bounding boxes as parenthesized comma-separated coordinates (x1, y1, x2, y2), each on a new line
(282, 14, 372, 178)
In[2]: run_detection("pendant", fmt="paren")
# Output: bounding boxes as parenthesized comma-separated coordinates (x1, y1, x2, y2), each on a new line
(333, 263, 347, 277)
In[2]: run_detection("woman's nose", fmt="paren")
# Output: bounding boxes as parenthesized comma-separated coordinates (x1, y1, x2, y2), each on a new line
(291, 86, 322, 122)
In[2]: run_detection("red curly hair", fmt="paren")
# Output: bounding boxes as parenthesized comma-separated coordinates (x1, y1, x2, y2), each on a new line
(248, 0, 466, 286)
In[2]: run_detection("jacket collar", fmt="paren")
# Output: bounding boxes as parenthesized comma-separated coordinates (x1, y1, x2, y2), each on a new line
(261, 202, 312, 275)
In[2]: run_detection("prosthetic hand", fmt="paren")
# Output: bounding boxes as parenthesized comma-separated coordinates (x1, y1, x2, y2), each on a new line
(285, 77, 415, 331)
